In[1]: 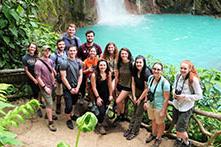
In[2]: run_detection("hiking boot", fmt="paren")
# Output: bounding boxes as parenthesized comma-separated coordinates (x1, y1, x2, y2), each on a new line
(44, 114, 58, 120)
(145, 134, 156, 143)
(48, 122, 57, 132)
(180, 140, 192, 147)
(96, 124, 106, 135)
(152, 138, 162, 147)
(66, 120, 74, 129)
(123, 129, 131, 137)
(174, 138, 182, 147)
(55, 104, 61, 115)
(126, 132, 138, 140)
(36, 108, 43, 118)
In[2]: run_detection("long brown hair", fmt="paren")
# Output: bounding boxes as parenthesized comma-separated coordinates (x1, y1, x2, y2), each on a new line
(103, 42, 118, 60)
(28, 42, 38, 58)
(182, 60, 199, 84)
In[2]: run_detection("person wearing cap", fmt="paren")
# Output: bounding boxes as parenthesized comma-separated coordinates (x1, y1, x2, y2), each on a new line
(34, 45, 57, 132)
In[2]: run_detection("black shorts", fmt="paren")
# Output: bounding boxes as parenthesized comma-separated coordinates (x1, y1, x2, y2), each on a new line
(172, 107, 193, 132)
(117, 84, 131, 92)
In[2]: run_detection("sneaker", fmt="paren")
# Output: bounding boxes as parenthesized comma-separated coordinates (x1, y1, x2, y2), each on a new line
(48, 123, 57, 132)
(126, 133, 138, 140)
(174, 138, 182, 147)
(66, 120, 74, 129)
(123, 129, 131, 137)
(146, 133, 156, 143)
(55, 104, 61, 115)
(152, 138, 162, 147)
(36, 109, 43, 118)
(44, 114, 58, 120)
(96, 124, 106, 135)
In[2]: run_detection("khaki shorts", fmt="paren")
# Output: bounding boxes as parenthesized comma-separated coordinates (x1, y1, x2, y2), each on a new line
(40, 88, 53, 108)
(55, 81, 63, 96)
(147, 105, 165, 125)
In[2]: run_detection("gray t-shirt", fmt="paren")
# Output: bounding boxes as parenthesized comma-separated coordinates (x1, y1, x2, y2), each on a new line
(60, 58, 82, 88)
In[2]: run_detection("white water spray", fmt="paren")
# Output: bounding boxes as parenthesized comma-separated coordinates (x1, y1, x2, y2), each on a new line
(96, 0, 143, 26)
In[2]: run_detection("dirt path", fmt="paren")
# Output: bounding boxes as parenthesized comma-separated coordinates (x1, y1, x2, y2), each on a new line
(11, 112, 174, 147)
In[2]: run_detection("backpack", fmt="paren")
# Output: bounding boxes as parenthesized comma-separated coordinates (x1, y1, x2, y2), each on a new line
(54, 53, 62, 83)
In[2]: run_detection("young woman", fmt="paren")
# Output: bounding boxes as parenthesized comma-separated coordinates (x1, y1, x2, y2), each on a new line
(124, 55, 152, 140)
(91, 59, 113, 135)
(22, 43, 42, 117)
(172, 60, 202, 147)
(115, 48, 133, 120)
(102, 42, 118, 89)
(144, 62, 170, 147)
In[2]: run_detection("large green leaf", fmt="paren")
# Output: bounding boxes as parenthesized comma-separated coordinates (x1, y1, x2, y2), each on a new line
(9, 26, 18, 37)
(0, 19, 8, 29)
(2, 36, 10, 45)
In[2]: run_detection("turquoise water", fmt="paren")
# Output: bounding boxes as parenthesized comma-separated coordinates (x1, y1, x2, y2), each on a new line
(76, 14, 221, 70)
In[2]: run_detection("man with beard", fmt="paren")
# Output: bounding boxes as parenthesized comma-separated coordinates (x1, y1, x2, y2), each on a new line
(77, 30, 102, 98)
(62, 23, 81, 51)
(77, 30, 102, 61)
(51, 39, 67, 114)
(35, 45, 57, 132)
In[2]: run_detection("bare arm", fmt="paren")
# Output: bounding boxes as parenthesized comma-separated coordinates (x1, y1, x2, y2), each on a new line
(131, 77, 136, 101)
(108, 72, 113, 100)
(61, 70, 72, 91)
(91, 73, 103, 106)
(161, 91, 170, 117)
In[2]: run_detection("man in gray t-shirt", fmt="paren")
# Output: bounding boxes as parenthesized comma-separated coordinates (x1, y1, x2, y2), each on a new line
(60, 45, 83, 129)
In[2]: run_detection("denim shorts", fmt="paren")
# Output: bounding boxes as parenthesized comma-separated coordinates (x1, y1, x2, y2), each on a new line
(172, 107, 193, 132)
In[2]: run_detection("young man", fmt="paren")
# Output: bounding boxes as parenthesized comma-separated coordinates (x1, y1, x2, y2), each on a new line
(50, 39, 67, 114)
(35, 45, 57, 132)
(62, 23, 81, 51)
(77, 30, 102, 61)
(60, 45, 83, 129)
(77, 30, 102, 98)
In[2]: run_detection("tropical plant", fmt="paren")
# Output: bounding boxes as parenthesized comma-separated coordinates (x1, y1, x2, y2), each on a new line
(0, 83, 40, 146)
(0, 0, 59, 69)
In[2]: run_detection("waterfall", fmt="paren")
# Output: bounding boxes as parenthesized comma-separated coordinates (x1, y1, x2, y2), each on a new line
(136, 0, 141, 14)
(96, 0, 143, 26)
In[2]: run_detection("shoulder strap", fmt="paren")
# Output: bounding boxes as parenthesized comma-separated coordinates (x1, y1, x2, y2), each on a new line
(39, 58, 52, 73)
(74, 37, 79, 48)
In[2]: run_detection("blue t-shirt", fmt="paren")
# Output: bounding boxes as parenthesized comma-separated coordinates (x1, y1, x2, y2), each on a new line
(147, 75, 170, 109)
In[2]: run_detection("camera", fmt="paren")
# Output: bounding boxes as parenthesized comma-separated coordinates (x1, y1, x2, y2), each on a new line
(148, 91, 154, 102)
(175, 89, 182, 95)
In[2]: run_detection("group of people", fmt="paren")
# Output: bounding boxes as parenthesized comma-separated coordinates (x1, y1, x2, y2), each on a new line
(22, 23, 203, 147)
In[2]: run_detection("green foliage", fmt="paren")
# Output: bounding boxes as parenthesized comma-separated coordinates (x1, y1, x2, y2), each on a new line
(0, 0, 59, 69)
(0, 83, 40, 146)
(57, 141, 70, 147)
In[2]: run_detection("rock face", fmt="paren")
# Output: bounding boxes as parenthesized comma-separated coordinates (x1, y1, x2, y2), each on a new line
(124, 0, 221, 16)
(38, 0, 98, 32)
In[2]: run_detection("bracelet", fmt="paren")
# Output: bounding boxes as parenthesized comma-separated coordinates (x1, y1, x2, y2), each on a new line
(96, 95, 100, 99)
(42, 85, 46, 88)
(69, 87, 72, 91)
